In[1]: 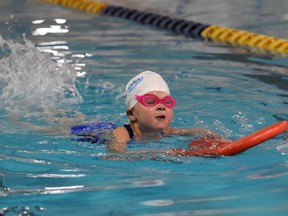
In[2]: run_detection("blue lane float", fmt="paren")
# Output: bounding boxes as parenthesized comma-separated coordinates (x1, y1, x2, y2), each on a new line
(71, 122, 116, 143)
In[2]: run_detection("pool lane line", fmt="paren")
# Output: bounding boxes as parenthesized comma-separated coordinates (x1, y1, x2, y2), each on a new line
(40, 0, 288, 55)
(40, 0, 108, 13)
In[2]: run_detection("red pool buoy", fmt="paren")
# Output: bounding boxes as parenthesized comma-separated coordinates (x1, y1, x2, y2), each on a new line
(170, 121, 288, 156)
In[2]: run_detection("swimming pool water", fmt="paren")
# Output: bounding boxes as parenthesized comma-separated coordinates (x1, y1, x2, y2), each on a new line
(0, 0, 288, 215)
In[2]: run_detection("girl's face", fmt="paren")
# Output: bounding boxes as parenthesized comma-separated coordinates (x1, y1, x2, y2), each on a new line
(131, 91, 174, 132)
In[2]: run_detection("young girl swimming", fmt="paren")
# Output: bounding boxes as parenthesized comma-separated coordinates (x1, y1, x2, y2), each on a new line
(12, 70, 224, 155)
(109, 70, 224, 153)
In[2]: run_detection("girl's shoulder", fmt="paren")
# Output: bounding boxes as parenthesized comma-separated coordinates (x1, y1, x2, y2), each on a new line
(113, 125, 131, 143)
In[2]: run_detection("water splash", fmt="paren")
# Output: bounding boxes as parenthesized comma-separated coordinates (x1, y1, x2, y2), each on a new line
(0, 35, 83, 128)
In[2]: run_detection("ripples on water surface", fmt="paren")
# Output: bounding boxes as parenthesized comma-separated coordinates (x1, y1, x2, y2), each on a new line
(0, 0, 288, 215)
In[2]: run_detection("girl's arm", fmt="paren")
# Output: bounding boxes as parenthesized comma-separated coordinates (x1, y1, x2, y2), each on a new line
(165, 127, 225, 140)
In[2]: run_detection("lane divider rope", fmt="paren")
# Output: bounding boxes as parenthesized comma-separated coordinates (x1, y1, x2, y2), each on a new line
(40, 0, 288, 55)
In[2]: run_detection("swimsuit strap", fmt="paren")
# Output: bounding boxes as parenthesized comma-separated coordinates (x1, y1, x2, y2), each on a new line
(124, 124, 134, 139)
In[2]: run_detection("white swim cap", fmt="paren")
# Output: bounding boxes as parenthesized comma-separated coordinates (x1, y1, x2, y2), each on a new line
(125, 70, 170, 110)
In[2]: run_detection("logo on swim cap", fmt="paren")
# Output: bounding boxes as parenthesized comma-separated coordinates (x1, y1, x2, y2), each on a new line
(127, 76, 143, 93)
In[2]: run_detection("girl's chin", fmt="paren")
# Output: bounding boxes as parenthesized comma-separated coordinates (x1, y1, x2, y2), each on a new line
(153, 123, 170, 130)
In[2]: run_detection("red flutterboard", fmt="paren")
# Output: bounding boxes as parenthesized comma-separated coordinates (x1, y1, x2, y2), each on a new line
(171, 121, 288, 156)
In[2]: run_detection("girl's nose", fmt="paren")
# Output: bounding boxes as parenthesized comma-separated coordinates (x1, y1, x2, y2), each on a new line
(156, 104, 166, 110)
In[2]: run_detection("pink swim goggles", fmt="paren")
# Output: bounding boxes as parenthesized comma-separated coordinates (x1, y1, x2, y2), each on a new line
(135, 94, 176, 109)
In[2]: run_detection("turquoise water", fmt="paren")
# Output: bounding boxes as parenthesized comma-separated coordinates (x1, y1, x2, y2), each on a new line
(0, 0, 288, 215)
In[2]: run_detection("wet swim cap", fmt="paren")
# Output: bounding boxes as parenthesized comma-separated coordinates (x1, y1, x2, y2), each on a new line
(125, 70, 170, 110)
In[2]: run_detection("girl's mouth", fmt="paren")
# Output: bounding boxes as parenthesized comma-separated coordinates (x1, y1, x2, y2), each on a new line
(155, 115, 166, 120)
